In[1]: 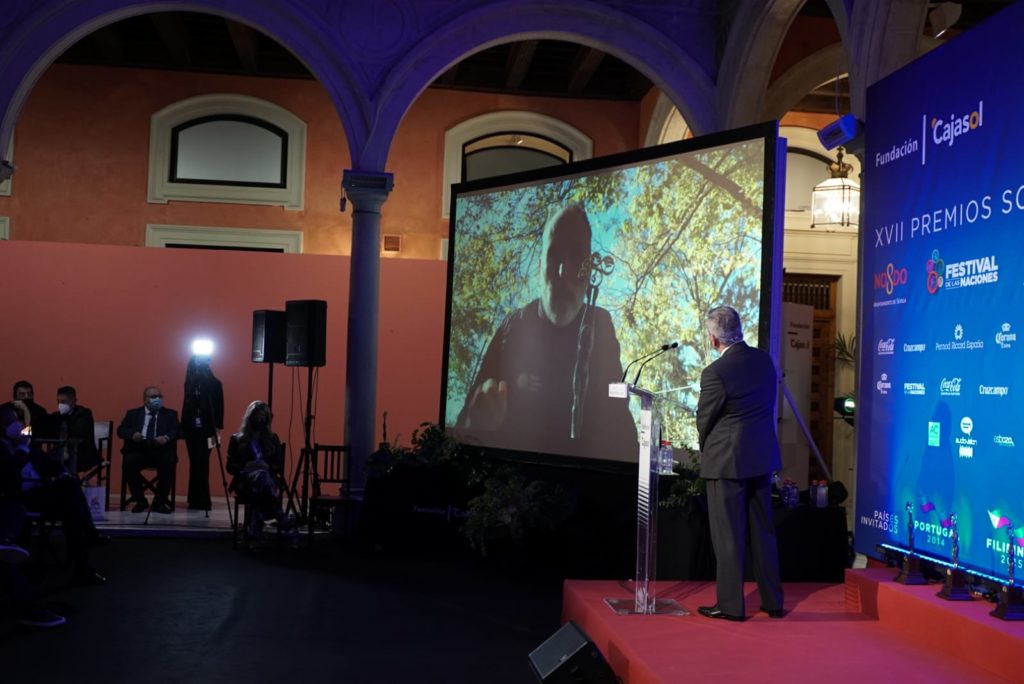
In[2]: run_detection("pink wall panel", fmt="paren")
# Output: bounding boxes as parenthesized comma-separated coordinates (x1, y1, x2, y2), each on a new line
(0, 240, 447, 496)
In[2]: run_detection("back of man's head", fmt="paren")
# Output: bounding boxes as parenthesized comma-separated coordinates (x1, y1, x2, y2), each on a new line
(705, 306, 744, 345)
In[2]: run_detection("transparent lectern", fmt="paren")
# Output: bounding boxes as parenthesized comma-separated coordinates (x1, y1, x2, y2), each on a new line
(603, 381, 688, 615)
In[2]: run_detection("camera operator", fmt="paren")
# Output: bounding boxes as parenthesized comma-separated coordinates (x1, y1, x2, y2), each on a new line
(181, 356, 223, 511)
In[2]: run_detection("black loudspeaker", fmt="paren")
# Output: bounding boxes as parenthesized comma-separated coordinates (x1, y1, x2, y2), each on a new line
(528, 621, 616, 683)
(252, 310, 287, 363)
(285, 300, 328, 367)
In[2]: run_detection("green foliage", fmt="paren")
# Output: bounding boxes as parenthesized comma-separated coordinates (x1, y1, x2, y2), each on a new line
(463, 465, 573, 556)
(833, 332, 858, 367)
(659, 445, 707, 510)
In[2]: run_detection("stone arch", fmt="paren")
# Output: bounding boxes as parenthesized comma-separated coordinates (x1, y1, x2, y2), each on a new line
(719, 0, 852, 128)
(763, 43, 848, 120)
(643, 92, 692, 147)
(358, 0, 716, 172)
(0, 1, 366, 167)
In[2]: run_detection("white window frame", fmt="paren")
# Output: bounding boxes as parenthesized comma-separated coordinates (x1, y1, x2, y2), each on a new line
(145, 224, 303, 253)
(781, 126, 861, 231)
(0, 131, 13, 196)
(0, 217, 9, 239)
(148, 94, 306, 210)
(442, 111, 592, 218)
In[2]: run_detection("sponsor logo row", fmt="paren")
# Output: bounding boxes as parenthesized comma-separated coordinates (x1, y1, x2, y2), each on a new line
(874, 373, 1009, 398)
(925, 415, 1013, 458)
(875, 322, 1015, 356)
(873, 248, 1000, 308)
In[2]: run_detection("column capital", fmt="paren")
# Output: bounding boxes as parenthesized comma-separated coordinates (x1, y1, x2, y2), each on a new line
(342, 169, 394, 211)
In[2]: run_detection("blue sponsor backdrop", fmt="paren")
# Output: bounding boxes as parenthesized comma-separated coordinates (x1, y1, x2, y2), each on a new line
(859, 3, 1024, 579)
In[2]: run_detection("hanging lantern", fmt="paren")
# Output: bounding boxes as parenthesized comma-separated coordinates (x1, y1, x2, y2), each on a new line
(811, 146, 860, 230)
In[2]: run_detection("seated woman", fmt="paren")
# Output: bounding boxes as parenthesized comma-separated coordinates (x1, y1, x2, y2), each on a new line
(226, 401, 295, 541)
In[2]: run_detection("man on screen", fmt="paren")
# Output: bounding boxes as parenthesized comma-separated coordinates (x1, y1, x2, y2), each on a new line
(456, 204, 637, 461)
(696, 305, 784, 621)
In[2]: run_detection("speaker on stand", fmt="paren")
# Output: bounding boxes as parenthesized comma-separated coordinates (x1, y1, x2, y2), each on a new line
(283, 299, 327, 524)
(252, 309, 286, 411)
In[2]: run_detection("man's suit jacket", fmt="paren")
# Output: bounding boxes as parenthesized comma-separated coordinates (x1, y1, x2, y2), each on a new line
(117, 406, 180, 457)
(696, 341, 781, 480)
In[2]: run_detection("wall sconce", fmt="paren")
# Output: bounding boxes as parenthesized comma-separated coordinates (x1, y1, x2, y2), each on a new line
(811, 146, 860, 231)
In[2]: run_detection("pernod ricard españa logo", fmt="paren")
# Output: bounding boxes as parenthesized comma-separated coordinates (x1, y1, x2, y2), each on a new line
(927, 248, 998, 294)
(996, 323, 1017, 349)
(935, 324, 984, 352)
(956, 416, 977, 459)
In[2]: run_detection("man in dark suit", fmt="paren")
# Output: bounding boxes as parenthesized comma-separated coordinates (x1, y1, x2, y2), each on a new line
(696, 305, 784, 621)
(118, 386, 179, 514)
(51, 385, 100, 475)
(2, 381, 51, 436)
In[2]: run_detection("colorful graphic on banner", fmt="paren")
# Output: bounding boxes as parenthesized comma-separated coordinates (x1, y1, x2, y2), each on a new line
(858, 2, 1024, 581)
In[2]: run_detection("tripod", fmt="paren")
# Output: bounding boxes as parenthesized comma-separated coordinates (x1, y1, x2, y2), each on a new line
(284, 365, 316, 523)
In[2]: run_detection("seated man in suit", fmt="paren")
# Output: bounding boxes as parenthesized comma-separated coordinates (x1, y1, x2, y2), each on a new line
(50, 386, 100, 475)
(2, 381, 51, 437)
(117, 386, 179, 514)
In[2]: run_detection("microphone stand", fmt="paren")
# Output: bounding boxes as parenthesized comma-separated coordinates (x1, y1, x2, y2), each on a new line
(632, 343, 677, 386)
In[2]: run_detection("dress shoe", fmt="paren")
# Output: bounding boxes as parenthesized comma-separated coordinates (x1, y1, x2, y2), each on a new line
(152, 501, 174, 514)
(74, 568, 108, 586)
(760, 606, 786, 618)
(86, 532, 111, 548)
(131, 500, 149, 513)
(698, 605, 745, 621)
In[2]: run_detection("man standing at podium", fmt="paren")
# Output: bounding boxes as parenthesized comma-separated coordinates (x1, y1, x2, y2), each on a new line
(695, 305, 784, 621)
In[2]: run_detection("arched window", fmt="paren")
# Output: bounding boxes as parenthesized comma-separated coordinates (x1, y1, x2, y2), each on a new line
(148, 94, 306, 210)
(442, 111, 592, 218)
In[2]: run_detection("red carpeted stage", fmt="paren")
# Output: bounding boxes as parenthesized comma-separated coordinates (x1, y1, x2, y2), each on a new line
(562, 569, 1024, 683)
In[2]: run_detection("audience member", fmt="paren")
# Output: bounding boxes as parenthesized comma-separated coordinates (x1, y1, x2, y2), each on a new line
(226, 401, 295, 543)
(3, 380, 51, 435)
(181, 356, 224, 511)
(118, 386, 179, 514)
(2, 403, 109, 586)
(50, 385, 100, 475)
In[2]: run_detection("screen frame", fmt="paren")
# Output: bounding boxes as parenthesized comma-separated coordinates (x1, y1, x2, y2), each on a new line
(440, 120, 784, 472)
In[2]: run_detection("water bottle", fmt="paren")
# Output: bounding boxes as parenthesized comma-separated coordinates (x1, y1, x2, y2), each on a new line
(658, 440, 674, 475)
(817, 479, 829, 507)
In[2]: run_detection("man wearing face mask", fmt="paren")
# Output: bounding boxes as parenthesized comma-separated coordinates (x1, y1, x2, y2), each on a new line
(117, 386, 180, 514)
(50, 386, 99, 475)
(455, 204, 637, 461)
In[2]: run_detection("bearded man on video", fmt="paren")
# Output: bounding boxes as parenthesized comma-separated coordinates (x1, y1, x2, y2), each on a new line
(457, 204, 638, 461)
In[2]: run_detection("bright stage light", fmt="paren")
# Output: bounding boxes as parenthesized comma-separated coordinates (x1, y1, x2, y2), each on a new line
(191, 338, 214, 357)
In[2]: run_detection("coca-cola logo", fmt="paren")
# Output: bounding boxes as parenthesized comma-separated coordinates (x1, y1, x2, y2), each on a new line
(940, 377, 962, 396)
(877, 338, 895, 355)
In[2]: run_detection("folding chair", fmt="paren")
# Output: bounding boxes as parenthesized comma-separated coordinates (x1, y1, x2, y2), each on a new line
(232, 443, 287, 549)
(79, 420, 113, 512)
(306, 443, 353, 543)
(120, 455, 177, 511)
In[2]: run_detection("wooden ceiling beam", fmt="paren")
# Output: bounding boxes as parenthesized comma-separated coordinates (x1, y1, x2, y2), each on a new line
(149, 13, 192, 68)
(225, 19, 259, 74)
(504, 40, 538, 90)
(567, 47, 604, 95)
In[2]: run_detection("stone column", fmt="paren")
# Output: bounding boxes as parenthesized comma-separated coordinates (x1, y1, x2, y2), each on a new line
(341, 170, 394, 490)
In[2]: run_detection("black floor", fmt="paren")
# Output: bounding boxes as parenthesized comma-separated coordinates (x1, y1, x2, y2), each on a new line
(0, 536, 564, 683)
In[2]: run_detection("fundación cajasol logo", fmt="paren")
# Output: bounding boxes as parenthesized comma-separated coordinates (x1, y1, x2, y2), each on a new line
(926, 248, 999, 294)
(874, 99, 984, 169)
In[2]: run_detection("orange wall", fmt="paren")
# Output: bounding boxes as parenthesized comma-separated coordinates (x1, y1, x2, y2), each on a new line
(0, 240, 446, 496)
(0, 64, 644, 260)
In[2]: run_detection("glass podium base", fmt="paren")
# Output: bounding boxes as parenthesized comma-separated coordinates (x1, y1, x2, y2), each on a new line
(603, 597, 689, 616)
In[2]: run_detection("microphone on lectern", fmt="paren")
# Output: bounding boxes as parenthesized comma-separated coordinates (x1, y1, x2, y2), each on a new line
(633, 342, 679, 386)
(622, 343, 674, 383)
